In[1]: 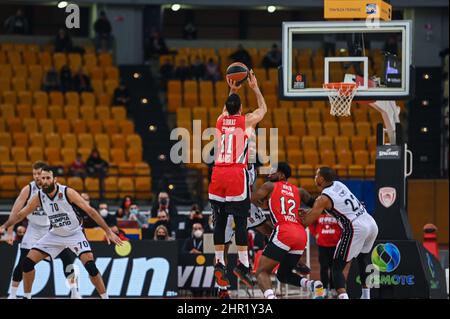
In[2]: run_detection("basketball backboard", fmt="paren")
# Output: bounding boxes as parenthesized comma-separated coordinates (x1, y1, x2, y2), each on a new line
(280, 20, 413, 100)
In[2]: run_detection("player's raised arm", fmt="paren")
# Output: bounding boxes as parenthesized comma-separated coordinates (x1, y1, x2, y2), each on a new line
(66, 187, 123, 246)
(301, 195, 332, 227)
(245, 70, 267, 127)
(0, 194, 40, 233)
(251, 182, 274, 209)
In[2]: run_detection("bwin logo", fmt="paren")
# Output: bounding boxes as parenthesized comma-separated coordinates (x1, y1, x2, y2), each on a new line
(9, 252, 171, 297)
(59, 2, 80, 29)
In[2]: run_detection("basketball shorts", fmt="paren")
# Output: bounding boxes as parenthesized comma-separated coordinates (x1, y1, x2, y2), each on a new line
(263, 223, 307, 263)
(32, 228, 92, 259)
(20, 224, 49, 250)
(208, 166, 249, 203)
(224, 204, 267, 244)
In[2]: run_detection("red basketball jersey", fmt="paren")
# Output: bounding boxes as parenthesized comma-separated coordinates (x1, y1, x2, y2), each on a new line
(268, 181, 301, 226)
(214, 114, 248, 167)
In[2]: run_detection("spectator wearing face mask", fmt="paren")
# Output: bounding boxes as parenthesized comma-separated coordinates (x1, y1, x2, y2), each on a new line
(98, 202, 117, 230)
(182, 223, 204, 254)
(151, 191, 178, 218)
(117, 195, 133, 219)
(125, 204, 149, 229)
(154, 225, 170, 241)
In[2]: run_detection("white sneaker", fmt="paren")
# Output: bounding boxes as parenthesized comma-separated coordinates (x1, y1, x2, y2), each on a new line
(70, 289, 82, 299)
(7, 295, 17, 299)
(313, 281, 325, 299)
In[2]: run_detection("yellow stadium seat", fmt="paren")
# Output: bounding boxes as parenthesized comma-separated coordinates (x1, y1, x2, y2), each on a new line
(0, 132, 12, 148)
(45, 134, 62, 149)
(273, 109, 288, 125)
(118, 177, 134, 198)
(83, 53, 97, 70)
(65, 92, 80, 107)
(7, 118, 22, 133)
(320, 150, 336, 166)
(87, 119, 103, 135)
(13, 132, 28, 147)
(351, 136, 367, 151)
(199, 81, 213, 95)
(61, 148, 77, 166)
(29, 133, 45, 148)
(45, 147, 62, 164)
(126, 134, 142, 149)
(39, 119, 55, 134)
(18, 91, 32, 105)
(48, 105, 64, 120)
(90, 67, 104, 80)
(290, 122, 306, 139)
(1, 104, 15, 118)
(110, 148, 126, 164)
(297, 164, 315, 177)
(119, 120, 135, 135)
(289, 108, 304, 122)
(298, 177, 316, 193)
(23, 51, 38, 65)
(96, 106, 110, 120)
(111, 107, 127, 120)
(168, 80, 182, 96)
(323, 122, 339, 137)
(192, 107, 207, 124)
(67, 177, 84, 192)
(321, 108, 337, 123)
(302, 136, 317, 151)
(104, 176, 118, 199)
(104, 80, 118, 95)
(200, 93, 214, 108)
(81, 92, 96, 107)
(55, 119, 71, 135)
(78, 148, 91, 161)
(348, 165, 364, 178)
(134, 162, 151, 176)
(340, 122, 355, 137)
(3, 91, 16, 105)
(353, 108, 368, 122)
(95, 134, 110, 149)
(0, 146, 11, 162)
(287, 149, 303, 165)
(23, 118, 38, 133)
(305, 108, 321, 122)
(53, 53, 67, 71)
(333, 164, 348, 178)
(118, 162, 134, 175)
(62, 133, 77, 149)
(29, 65, 43, 82)
(16, 104, 32, 118)
(135, 177, 151, 200)
(111, 134, 126, 149)
(318, 136, 333, 151)
(303, 150, 320, 166)
(80, 106, 95, 120)
(367, 136, 377, 152)
(354, 150, 369, 166)
(0, 175, 17, 198)
(28, 146, 43, 163)
(337, 150, 353, 166)
(64, 105, 79, 121)
(91, 80, 104, 94)
(0, 51, 5, 64)
(99, 53, 113, 67)
(16, 175, 30, 190)
(0, 78, 11, 92)
(84, 228, 106, 241)
(167, 94, 182, 112)
(285, 135, 300, 150)
(0, 65, 13, 78)
(50, 91, 64, 106)
(105, 66, 119, 80)
(103, 119, 120, 135)
(356, 122, 371, 137)
(12, 77, 27, 91)
(34, 91, 49, 107)
(28, 79, 41, 92)
(307, 122, 322, 137)
(7, 51, 22, 64)
(78, 133, 94, 149)
(68, 53, 82, 73)
(33, 105, 48, 119)
(335, 136, 350, 152)
(84, 177, 100, 199)
(365, 164, 375, 178)
(127, 148, 142, 164)
(14, 65, 28, 78)
(0, 118, 5, 132)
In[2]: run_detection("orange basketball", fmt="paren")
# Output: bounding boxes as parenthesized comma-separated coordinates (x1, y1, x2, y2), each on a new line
(226, 62, 249, 85)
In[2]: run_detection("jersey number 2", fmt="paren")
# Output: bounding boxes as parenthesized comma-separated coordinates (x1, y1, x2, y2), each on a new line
(280, 197, 296, 217)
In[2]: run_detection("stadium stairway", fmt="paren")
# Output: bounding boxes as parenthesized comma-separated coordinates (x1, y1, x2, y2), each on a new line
(118, 65, 198, 204)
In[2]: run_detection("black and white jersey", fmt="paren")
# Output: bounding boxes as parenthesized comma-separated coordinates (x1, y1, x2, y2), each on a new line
(26, 181, 50, 228)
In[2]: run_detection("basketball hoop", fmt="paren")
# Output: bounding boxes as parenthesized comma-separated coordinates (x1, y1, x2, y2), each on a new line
(323, 82, 358, 117)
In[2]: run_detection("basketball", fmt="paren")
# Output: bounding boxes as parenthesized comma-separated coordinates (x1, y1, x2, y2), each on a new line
(226, 62, 249, 85)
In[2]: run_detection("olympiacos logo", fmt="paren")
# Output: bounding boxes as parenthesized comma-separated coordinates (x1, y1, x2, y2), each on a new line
(378, 187, 396, 208)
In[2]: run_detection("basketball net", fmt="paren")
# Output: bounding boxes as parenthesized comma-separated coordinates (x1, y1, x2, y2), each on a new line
(323, 83, 358, 117)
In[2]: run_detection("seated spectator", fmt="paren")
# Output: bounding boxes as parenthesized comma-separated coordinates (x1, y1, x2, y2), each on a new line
(69, 153, 86, 177)
(185, 204, 205, 236)
(94, 10, 113, 52)
(54, 28, 73, 53)
(42, 68, 60, 92)
(113, 83, 131, 107)
(154, 225, 170, 241)
(153, 210, 172, 236)
(4, 9, 29, 35)
(60, 65, 73, 92)
(86, 149, 108, 177)
(182, 223, 204, 254)
(262, 43, 282, 69)
(125, 204, 149, 229)
(183, 21, 197, 40)
(151, 191, 178, 217)
(204, 58, 221, 82)
(117, 195, 133, 219)
(229, 44, 252, 69)
(159, 58, 175, 89)
(98, 202, 118, 232)
(190, 56, 205, 81)
(145, 29, 169, 60)
(72, 68, 92, 93)
(174, 59, 192, 81)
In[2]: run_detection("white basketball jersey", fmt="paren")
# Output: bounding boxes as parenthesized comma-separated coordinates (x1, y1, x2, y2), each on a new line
(38, 184, 82, 237)
(26, 181, 50, 228)
(321, 181, 367, 226)
(248, 164, 257, 188)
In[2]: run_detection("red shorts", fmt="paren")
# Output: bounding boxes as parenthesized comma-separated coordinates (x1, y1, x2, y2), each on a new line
(263, 223, 307, 261)
(208, 165, 249, 202)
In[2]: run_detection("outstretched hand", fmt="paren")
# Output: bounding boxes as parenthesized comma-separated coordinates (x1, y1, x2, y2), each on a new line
(247, 69, 259, 91)
(226, 77, 242, 92)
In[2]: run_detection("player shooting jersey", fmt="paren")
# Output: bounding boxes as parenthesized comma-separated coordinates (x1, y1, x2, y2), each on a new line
(214, 114, 248, 167)
(268, 181, 301, 227)
(321, 181, 368, 227)
(25, 181, 50, 228)
(38, 184, 83, 237)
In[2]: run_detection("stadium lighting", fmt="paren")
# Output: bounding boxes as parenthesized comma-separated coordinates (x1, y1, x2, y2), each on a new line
(423, 73, 430, 80)
(267, 5, 276, 13)
(420, 127, 428, 133)
(57, 1, 68, 9)
(168, 184, 175, 190)
(421, 100, 429, 106)
(171, 4, 181, 11)
(133, 72, 141, 79)
(149, 125, 157, 132)
(141, 98, 148, 104)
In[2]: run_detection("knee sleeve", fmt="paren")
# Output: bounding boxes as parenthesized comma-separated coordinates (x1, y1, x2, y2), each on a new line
(212, 209, 228, 245)
(22, 257, 36, 273)
(12, 249, 29, 281)
(233, 215, 248, 246)
(60, 249, 77, 278)
(84, 260, 99, 277)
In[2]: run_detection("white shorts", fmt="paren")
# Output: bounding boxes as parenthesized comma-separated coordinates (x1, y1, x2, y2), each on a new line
(334, 213, 379, 263)
(224, 204, 267, 243)
(32, 229, 92, 259)
(20, 224, 49, 250)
